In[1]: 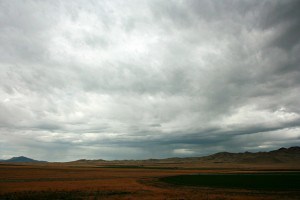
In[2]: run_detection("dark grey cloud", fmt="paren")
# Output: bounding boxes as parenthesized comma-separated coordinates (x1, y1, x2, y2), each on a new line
(260, 0, 300, 49)
(0, 0, 299, 161)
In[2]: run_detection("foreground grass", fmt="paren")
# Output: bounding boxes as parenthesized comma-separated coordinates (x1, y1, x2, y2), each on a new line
(0, 190, 131, 200)
(160, 173, 300, 190)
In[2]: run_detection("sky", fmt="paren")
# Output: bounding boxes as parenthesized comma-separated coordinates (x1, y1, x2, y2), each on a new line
(0, 0, 300, 162)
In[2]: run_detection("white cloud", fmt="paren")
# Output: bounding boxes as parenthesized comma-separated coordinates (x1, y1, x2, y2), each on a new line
(173, 149, 195, 155)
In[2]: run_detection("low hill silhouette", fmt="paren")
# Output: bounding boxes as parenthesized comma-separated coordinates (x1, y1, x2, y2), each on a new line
(1, 156, 45, 163)
(69, 146, 300, 164)
(198, 146, 300, 163)
(2, 147, 299, 164)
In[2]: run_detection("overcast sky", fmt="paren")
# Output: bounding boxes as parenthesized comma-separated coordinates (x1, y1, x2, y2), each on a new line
(0, 0, 300, 161)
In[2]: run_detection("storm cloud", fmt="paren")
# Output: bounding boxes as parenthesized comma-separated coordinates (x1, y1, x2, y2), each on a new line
(0, 0, 300, 161)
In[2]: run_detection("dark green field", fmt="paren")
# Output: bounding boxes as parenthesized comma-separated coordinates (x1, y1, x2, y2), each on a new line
(160, 173, 300, 190)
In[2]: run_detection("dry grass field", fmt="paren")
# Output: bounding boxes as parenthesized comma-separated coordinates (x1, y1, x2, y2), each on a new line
(0, 162, 299, 200)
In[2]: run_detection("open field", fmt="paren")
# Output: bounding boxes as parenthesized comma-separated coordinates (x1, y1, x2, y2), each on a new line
(0, 163, 300, 200)
(160, 173, 300, 190)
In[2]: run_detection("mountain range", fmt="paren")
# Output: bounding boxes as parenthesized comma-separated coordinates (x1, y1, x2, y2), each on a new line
(70, 146, 300, 164)
(198, 146, 300, 163)
(1, 146, 299, 164)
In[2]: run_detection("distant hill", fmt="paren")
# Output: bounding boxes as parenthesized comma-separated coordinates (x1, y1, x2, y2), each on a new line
(198, 146, 300, 164)
(2, 147, 299, 164)
(1, 156, 45, 163)
(69, 146, 300, 165)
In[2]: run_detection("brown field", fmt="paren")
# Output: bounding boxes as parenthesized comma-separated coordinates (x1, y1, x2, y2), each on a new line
(0, 162, 299, 200)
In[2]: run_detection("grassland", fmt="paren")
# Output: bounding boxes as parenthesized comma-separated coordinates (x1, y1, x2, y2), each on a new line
(0, 163, 300, 199)
(160, 173, 300, 190)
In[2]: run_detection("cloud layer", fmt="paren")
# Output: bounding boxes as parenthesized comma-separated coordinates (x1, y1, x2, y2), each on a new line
(1, 0, 300, 161)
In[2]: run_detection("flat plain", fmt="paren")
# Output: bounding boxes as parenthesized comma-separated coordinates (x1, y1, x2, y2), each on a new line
(0, 161, 300, 200)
